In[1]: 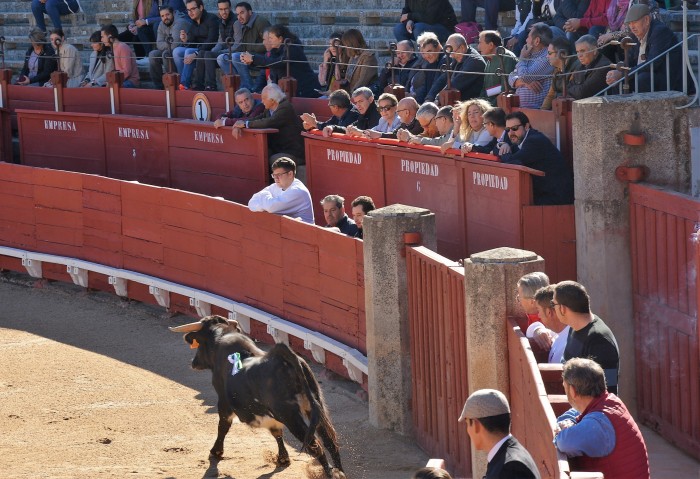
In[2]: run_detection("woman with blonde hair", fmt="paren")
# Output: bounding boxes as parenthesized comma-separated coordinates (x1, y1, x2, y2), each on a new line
(336, 28, 378, 93)
(441, 98, 493, 154)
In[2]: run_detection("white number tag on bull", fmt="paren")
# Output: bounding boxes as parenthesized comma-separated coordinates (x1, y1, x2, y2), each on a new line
(228, 352, 243, 376)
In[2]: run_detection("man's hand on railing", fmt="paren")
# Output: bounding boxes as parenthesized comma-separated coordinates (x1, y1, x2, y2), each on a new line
(322, 125, 334, 137)
(346, 125, 364, 137)
(396, 128, 411, 142)
(606, 70, 623, 85)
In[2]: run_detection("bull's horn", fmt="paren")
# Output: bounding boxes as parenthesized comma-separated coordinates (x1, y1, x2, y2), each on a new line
(169, 321, 204, 333)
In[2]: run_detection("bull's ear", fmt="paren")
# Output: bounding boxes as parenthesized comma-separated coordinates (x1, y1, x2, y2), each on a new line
(226, 319, 242, 332)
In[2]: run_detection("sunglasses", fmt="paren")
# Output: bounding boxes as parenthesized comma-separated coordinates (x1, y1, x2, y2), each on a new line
(377, 105, 395, 112)
(504, 124, 522, 132)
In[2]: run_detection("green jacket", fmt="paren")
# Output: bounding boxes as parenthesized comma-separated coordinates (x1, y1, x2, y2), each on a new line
(480, 48, 517, 106)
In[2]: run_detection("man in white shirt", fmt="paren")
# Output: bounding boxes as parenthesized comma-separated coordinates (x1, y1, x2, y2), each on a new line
(530, 285, 570, 363)
(247, 157, 314, 224)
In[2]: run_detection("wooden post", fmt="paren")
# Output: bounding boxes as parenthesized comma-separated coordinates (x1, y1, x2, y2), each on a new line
(222, 74, 240, 113)
(107, 70, 124, 115)
(0, 69, 11, 109)
(163, 72, 180, 119)
(50, 71, 68, 112)
(552, 98, 574, 168)
(497, 93, 520, 113)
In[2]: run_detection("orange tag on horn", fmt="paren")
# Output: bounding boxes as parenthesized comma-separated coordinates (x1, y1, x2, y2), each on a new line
(190, 339, 199, 349)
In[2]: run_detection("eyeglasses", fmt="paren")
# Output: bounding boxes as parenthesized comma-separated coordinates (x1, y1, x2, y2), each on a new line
(271, 171, 291, 179)
(186, 6, 200, 12)
(504, 124, 522, 132)
(550, 301, 562, 308)
(547, 50, 557, 56)
(482, 121, 493, 127)
(397, 108, 409, 114)
(377, 105, 395, 112)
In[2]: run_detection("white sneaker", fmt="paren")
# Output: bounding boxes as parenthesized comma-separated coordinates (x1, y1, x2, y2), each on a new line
(136, 57, 149, 66)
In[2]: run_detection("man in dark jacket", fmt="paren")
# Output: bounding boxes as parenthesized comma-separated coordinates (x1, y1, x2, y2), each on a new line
(459, 389, 541, 479)
(232, 83, 305, 167)
(605, 4, 685, 93)
(321, 195, 359, 237)
(198, 0, 236, 90)
(428, 33, 486, 104)
(374, 40, 419, 94)
(325, 87, 381, 136)
(499, 111, 574, 206)
(16, 29, 57, 86)
(173, 0, 219, 89)
(301, 89, 359, 132)
(567, 34, 610, 99)
(394, 0, 457, 44)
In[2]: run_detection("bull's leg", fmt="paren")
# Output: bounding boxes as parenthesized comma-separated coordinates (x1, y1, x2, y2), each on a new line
(270, 427, 290, 466)
(283, 415, 333, 477)
(317, 425, 343, 472)
(210, 410, 233, 458)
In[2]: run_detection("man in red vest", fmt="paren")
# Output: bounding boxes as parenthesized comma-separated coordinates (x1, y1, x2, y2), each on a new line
(555, 358, 650, 479)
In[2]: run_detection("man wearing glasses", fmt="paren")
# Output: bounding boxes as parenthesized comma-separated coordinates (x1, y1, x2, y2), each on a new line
(499, 111, 573, 206)
(324, 87, 380, 136)
(173, 0, 219, 90)
(552, 281, 620, 394)
(248, 157, 314, 224)
(301, 89, 359, 133)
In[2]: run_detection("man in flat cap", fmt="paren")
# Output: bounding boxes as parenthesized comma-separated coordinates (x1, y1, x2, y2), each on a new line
(459, 389, 541, 479)
(605, 3, 685, 92)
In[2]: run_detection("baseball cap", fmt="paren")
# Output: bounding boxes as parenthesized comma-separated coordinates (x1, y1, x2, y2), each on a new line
(458, 389, 510, 422)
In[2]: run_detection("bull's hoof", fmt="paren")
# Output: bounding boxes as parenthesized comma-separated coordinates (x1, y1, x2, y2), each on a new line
(331, 468, 346, 479)
(276, 454, 291, 466)
(209, 449, 224, 460)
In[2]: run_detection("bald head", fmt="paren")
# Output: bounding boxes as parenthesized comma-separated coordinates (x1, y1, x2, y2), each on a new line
(397, 96, 419, 124)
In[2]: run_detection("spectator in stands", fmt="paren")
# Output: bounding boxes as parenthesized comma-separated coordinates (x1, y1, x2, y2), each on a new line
(240, 25, 321, 98)
(508, 22, 554, 109)
(149, 5, 189, 90)
(505, 0, 535, 56)
(324, 87, 380, 136)
(530, 285, 570, 363)
(101, 24, 140, 88)
(351, 196, 375, 239)
(196, 0, 236, 91)
(248, 157, 314, 224)
(555, 358, 650, 479)
(232, 83, 306, 169)
(552, 0, 591, 43)
(562, 0, 609, 39)
(398, 101, 440, 142)
(214, 87, 265, 127)
(16, 29, 57, 87)
(467, 106, 508, 155)
(318, 32, 344, 91)
(374, 40, 419, 94)
(173, 0, 219, 90)
(507, 0, 563, 56)
(567, 34, 610, 99)
(45, 29, 83, 88)
(394, 0, 457, 44)
(301, 89, 359, 131)
(516, 271, 549, 327)
(321, 195, 359, 237)
(361, 93, 401, 137)
(118, 0, 158, 60)
(411, 105, 454, 146)
(448, 99, 493, 153)
(500, 111, 574, 205)
(142, 0, 187, 34)
(81, 31, 113, 88)
(461, 0, 516, 31)
(458, 389, 541, 479)
(478, 30, 517, 105)
(605, 4, 683, 92)
(541, 36, 575, 110)
(216, 2, 270, 91)
(366, 96, 421, 139)
(428, 33, 486, 104)
(554, 281, 620, 393)
(31, 0, 81, 33)
(412, 467, 453, 479)
(408, 32, 444, 104)
(336, 29, 378, 94)
(596, 0, 636, 57)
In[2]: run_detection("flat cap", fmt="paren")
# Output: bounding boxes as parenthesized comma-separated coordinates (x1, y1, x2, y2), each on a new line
(458, 389, 510, 422)
(625, 4, 650, 23)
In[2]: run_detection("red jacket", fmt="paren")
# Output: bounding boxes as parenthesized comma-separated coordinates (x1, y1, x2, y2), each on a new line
(581, 0, 610, 29)
(572, 393, 650, 479)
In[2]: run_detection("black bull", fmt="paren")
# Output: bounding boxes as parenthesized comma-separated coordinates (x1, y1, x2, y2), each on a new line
(170, 315, 345, 477)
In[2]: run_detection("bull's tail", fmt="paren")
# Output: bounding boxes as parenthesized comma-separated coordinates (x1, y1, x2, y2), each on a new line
(272, 344, 338, 452)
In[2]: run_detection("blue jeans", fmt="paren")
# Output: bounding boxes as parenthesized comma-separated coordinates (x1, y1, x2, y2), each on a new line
(393, 22, 451, 44)
(217, 52, 254, 90)
(173, 46, 198, 87)
(31, 0, 80, 31)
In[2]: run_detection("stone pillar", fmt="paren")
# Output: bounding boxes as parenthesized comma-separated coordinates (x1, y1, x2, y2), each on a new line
(463, 247, 543, 479)
(572, 92, 690, 414)
(362, 204, 437, 436)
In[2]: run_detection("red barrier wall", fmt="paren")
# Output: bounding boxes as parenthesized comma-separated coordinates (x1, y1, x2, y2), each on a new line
(0, 108, 12, 163)
(62, 88, 111, 114)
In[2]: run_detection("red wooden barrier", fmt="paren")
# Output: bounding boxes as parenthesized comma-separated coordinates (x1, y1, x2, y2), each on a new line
(119, 88, 168, 117)
(62, 88, 111, 114)
(0, 108, 12, 163)
(406, 246, 470, 477)
(629, 182, 700, 460)
(522, 205, 576, 282)
(17, 110, 106, 175)
(102, 115, 172, 186)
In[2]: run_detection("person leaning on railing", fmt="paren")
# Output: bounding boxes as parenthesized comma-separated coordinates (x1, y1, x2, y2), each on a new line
(15, 29, 57, 87)
(604, 3, 685, 93)
(323, 87, 380, 136)
(81, 31, 113, 88)
(300, 89, 359, 132)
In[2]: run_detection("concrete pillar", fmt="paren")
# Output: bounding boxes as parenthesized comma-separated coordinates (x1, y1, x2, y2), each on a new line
(572, 92, 690, 414)
(362, 204, 436, 436)
(463, 247, 543, 479)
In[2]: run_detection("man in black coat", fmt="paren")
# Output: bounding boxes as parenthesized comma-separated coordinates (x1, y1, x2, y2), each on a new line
(499, 111, 574, 206)
(605, 4, 685, 93)
(568, 34, 611, 99)
(428, 33, 486, 104)
(459, 389, 541, 479)
(232, 83, 305, 166)
(325, 87, 381, 136)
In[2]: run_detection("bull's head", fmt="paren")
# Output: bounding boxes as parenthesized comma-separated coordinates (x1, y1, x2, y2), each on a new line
(169, 315, 242, 370)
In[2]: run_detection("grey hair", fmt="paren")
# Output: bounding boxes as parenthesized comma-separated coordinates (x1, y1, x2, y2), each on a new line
(351, 86, 374, 101)
(416, 102, 438, 118)
(234, 87, 253, 99)
(575, 34, 597, 49)
(517, 272, 550, 298)
(446, 33, 467, 48)
(263, 83, 286, 103)
(321, 194, 345, 209)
